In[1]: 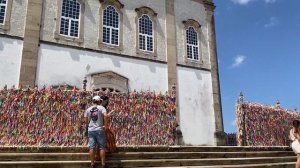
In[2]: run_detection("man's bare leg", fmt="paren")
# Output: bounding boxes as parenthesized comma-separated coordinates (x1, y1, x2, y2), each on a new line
(89, 148, 95, 167)
(95, 145, 100, 161)
(100, 149, 106, 166)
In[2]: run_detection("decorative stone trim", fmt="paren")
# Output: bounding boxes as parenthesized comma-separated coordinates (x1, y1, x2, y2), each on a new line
(191, 0, 215, 9)
(87, 71, 129, 93)
(54, 0, 85, 44)
(203, 0, 216, 12)
(135, 6, 158, 59)
(182, 19, 204, 66)
(0, 0, 13, 31)
(98, 0, 124, 53)
(41, 40, 168, 65)
(191, 0, 204, 3)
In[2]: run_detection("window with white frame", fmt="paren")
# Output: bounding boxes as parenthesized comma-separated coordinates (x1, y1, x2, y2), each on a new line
(186, 27, 199, 60)
(0, 0, 7, 25)
(102, 5, 119, 46)
(138, 14, 153, 52)
(59, 0, 80, 38)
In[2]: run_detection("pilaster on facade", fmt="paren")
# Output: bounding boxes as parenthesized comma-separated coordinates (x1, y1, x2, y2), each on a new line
(166, 0, 177, 94)
(18, 0, 43, 87)
(205, 1, 226, 146)
(166, 0, 182, 145)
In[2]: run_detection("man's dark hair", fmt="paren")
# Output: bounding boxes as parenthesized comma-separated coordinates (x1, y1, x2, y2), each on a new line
(100, 96, 109, 101)
(293, 120, 300, 127)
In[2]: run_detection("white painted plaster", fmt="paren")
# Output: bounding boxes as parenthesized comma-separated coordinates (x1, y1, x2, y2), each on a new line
(36, 44, 168, 92)
(177, 66, 215, 145)
(0, 37, 23, 87)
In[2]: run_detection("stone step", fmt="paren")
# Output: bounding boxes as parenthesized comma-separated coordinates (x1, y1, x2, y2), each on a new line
(199, 163, 294, 168)
(108, 156, 296, 167)
(143, 162, 295, 168)
(109, 151, 294, 160)
(0, 156, 296, 168)
(118, 146, 292, 152)
(0, 146, 292, 153)
(0, 151, 294, 161)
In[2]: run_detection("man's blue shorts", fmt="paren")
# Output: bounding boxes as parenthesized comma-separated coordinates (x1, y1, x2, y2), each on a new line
(88, 130, 106, 150)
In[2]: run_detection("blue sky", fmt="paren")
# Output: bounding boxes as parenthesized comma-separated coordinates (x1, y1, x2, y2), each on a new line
(214, 0, 300, 133)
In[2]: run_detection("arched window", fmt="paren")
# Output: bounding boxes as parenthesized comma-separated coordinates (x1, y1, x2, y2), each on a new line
(186, 27, 199, 60)
(135, 6, 157, 58)
(0, 0, 8, 25)
(138, 14, 153, 52)
(183, 19, 202, 62)
(99, 0, 123, 51)
(102, 5, 119, 46)
(59, 0, 81, 38)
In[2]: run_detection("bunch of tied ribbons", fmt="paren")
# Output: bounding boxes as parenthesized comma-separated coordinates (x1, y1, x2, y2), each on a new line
(236, 102, 300, 146)
(0, 87, 176, 146)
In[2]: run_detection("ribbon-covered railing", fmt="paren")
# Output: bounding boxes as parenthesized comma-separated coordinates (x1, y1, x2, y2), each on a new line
(0, 87, 176, 146)
(236, 100, 300, 146)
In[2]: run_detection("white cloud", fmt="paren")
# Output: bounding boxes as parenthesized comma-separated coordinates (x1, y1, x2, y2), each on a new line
(264, 17, 279, 28)
(226, 6, 233, 11)
(265, 0, 276, 3)
(231, 0, 277, 5)
(231, 119, 237, 126)
(232, 55, 246, 68)
(231, 0, 254, 5)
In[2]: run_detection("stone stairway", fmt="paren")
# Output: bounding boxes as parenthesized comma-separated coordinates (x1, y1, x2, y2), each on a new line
(0, 146, 296, 168)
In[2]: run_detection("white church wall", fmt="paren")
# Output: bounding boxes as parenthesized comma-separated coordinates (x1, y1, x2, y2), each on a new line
(36, 44, 168, 92)
(0, 37, 23, 87)
(177, 66, 215, 145)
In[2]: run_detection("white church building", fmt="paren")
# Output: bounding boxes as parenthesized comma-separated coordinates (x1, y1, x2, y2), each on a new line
(0, 0, 225, 146)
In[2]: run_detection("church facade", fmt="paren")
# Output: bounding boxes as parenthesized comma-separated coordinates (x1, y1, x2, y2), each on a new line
(0, 0, 225, 145)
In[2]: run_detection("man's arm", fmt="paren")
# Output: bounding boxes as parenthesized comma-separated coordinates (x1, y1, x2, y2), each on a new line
(104, 112, 108, 126)
(84, 110, 89, 137)
(101, 106, 108, 117)
(289, 129, 296, 141)
(101, 106, 108, 129)
(296, 132, 300, 140)
(107, 110, 115, 117)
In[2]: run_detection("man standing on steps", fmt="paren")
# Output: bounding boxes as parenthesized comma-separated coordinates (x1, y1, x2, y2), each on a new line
(85, 96, 108, 168)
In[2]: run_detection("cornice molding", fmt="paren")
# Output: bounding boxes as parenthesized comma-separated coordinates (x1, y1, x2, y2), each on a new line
(191, 0, 215, 12)
(99, 0, 124, 9)
(135, 6, 158, 17)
